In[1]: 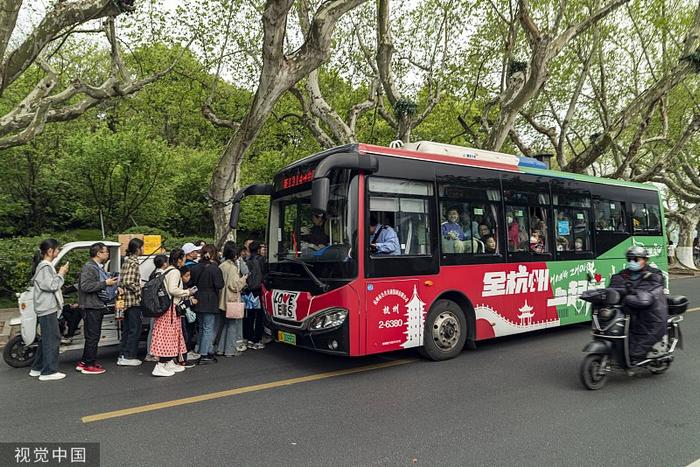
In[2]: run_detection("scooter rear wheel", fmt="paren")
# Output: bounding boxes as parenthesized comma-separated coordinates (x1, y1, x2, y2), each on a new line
(580, 354, 608, 390)
(3, 335, 36, 368)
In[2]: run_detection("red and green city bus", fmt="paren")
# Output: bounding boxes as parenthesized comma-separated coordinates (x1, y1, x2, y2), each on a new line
(230, 141, 668, 360)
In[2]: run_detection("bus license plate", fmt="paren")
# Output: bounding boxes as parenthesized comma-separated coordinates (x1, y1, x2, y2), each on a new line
(278, 331, 296, 346)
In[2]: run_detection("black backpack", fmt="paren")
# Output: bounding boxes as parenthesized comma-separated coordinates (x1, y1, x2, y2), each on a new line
(141, 269, 174, 318)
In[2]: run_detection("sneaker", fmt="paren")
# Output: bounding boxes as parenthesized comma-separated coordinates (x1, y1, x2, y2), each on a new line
(29, 369, 41, 377)
(223, 351, 241, 357)
(81, 365, 106, 375)
(251, 342, 265, 350)
(261, 335, 273, 344)
(60, 337, 73, 345)
(198, 355, 218, 364)
(247, 340, 255, 347)
(39, 372, 66, 381)
(180, 361, 196, 369)
(152, 363, 175, 377)
(75, 361, 86, 372)
(144, 354, 158, 362)
(236, 343, 248, 352)
(186, 351, 201, 360)
(165, 360, 185, 373)
(117, 357, 143, 367)
(215, 351, 224, 356)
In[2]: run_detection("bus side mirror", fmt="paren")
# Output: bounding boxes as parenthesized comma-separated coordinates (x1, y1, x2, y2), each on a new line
(311, 177, 330, 213)
(229, 202, 241, 229)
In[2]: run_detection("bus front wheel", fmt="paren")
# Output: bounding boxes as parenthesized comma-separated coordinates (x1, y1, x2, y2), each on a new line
(420, 299, 467, 361)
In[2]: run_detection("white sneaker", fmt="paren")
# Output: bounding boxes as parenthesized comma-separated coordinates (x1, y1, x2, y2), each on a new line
(38, 372, 66, 381)
(152, 363, 175, 377)
(29, 369, 41, 377)
(117, 357, 143, 367)
(186, 351, 201, 360)
(165, 360, 185, 373)
(235, 344, 247, 352)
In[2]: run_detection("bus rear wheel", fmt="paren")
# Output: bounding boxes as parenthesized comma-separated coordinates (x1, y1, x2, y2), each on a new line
(420, 299, 467, 361)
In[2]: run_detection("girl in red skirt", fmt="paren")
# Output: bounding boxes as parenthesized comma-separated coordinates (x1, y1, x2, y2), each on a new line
(150, 248, 193, 377)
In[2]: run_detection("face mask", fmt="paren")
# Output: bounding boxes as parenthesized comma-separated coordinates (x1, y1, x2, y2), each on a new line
(507, 217, 513, 224)
(627, 260, 641, 271)
(530, 236, 537, 243)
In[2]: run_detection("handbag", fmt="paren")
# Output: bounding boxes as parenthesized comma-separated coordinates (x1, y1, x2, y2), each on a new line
(225, 301, 245, 319)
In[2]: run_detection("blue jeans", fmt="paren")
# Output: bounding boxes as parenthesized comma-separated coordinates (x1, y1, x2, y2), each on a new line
(217, 318, 243, 355)
(197, 313, 217, 356)
(32, 313, 60, 375)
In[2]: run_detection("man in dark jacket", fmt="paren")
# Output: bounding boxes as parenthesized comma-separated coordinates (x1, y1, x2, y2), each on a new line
(609, 246, 668, 361)
(77, 242, 118, 375)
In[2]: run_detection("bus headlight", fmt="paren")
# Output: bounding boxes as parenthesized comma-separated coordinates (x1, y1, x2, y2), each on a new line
(309, 308, 348, 331)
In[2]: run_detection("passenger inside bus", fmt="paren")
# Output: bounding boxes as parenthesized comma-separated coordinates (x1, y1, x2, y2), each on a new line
(483, 235, 497, 254)
(369, 213, 400, 256)
(441, 208, 467, 241)
(529, 230, 545, 253)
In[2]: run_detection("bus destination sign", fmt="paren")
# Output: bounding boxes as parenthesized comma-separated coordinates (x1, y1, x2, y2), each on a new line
(281, 169, 314, 189)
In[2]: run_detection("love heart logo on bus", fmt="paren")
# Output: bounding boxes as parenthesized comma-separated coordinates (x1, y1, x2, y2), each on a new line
(272, 290, 301, 320)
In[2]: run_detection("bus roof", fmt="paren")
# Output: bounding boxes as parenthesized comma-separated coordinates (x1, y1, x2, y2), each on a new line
(279, 143, 659, 193)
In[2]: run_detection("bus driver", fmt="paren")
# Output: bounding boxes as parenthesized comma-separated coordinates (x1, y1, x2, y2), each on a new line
(369, 214, 400, 256)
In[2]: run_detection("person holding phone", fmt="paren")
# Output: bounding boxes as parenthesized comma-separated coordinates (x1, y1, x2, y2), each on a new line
(77, 242, 118, 375)
(29, 239, 68, 381)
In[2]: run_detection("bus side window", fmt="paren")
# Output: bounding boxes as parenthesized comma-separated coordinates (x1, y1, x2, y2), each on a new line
(594, 199, 626, 232)
(632, 202, 661, 235)
(368, 177, 433, 257)
(439, 182, 500, 256)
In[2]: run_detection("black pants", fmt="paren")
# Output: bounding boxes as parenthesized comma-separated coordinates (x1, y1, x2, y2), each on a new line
(81, 308, 105, 366)
(119, 306, 142, 359)
(243, 308, 265, 343)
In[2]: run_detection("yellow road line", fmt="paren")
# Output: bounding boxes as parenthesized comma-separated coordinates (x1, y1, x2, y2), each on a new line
(82, 358, 415, 424)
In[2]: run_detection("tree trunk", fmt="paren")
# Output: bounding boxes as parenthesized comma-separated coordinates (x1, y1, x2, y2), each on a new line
(676, 210, 700, 269)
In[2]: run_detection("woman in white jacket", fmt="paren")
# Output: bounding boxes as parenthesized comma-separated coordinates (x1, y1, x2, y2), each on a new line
(30, 239, 69, 381)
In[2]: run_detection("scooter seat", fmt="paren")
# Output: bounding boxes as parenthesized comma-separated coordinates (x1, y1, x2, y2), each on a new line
(667, 295, 688, 315)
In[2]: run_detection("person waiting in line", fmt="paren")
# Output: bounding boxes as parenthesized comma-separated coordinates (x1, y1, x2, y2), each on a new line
(117, 238, 145, 367)
(150, 248, 194, 377)
(190, 244, 224, 363)
(77, 242, 118, 375)
(182, 242, 201, 266)
(29, 239, 69, 381)
(144, 254, 168, 363)
(369, 213, 400, 255)
(483, 235, 497, 254)
(441, 208, 467, 241)
(217, 241, 248, 357)
(243, 241, 266, 349)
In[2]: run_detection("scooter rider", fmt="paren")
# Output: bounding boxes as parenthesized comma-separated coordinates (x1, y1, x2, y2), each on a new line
(609, 245, 668, 361)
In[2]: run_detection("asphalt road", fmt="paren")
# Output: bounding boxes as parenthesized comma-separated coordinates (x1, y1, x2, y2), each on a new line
(1, 277, 700, 467)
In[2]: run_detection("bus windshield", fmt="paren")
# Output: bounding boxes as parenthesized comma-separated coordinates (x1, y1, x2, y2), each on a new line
(268, 169, 358, 280)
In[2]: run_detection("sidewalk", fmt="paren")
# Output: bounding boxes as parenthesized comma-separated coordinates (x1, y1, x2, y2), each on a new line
(0, 308, 18, 348)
